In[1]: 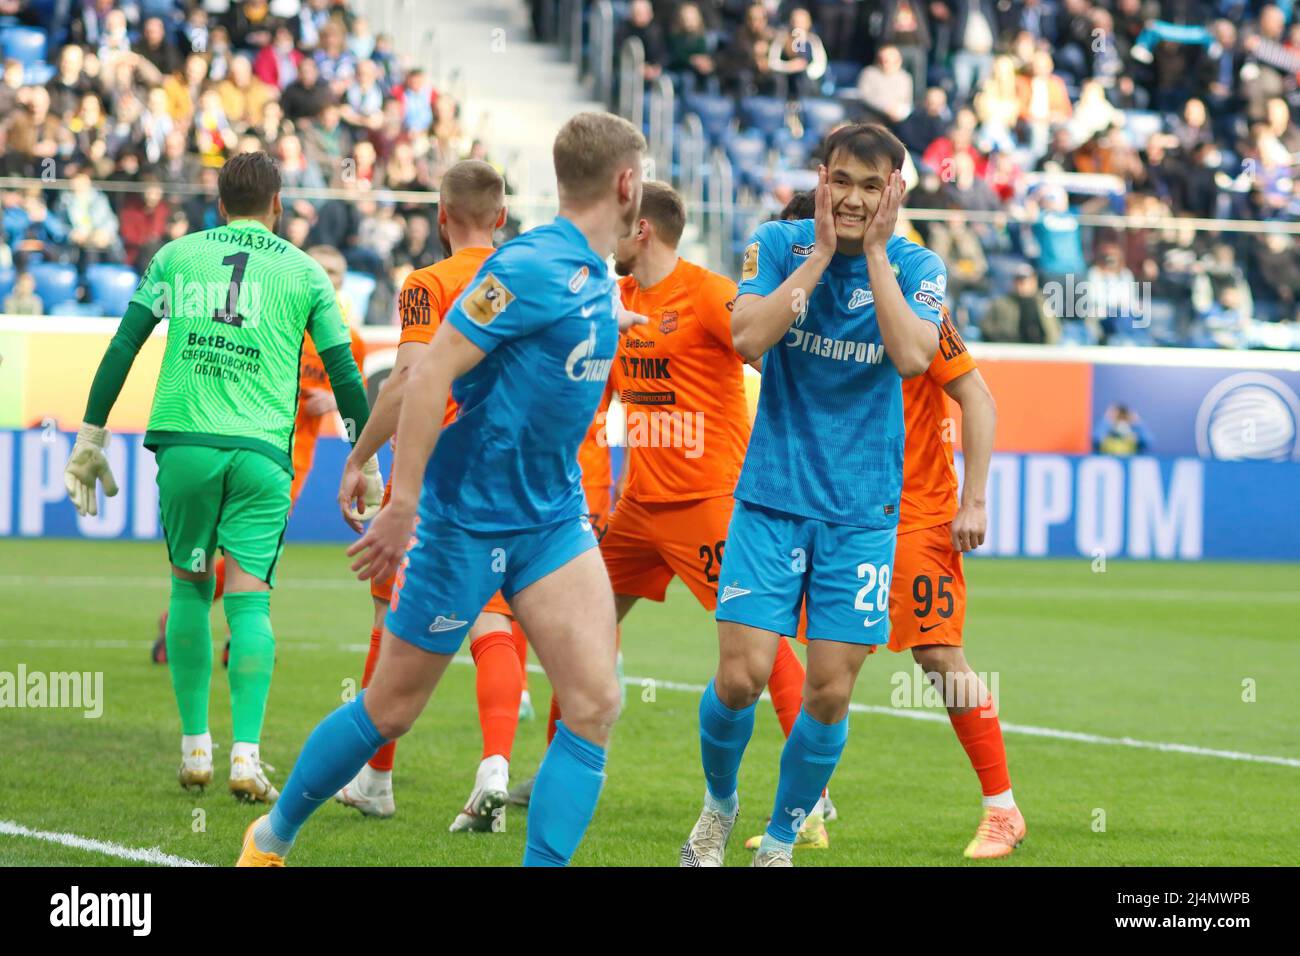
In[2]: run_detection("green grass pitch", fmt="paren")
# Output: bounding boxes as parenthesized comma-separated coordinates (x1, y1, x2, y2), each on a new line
(1, 538, 1297, 866)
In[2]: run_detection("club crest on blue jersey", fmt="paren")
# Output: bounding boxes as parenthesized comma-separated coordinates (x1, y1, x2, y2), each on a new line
(847, 288, 874, 309)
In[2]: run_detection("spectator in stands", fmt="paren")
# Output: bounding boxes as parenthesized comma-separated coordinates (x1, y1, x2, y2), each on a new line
(164, 53, 209, 128)
(134, 16, 182, 77)
(315, 20, 358, 95)
(983, 263, 1060, 344)
(281, 55, 332, 123)
(4, 271, 43, 316)
(0, 59, 24, 116)
(119, 176, 171, 268)
(857, 45, 913, 124)
(278, 132, 327, 215)
(1069, 80, 1121, 146)
(182, 6, 211, 56)
(48, 44, 98, 119)
(719, 3, 778, 96)
(183, 167, 223, 232)
(228, 0, 277, 52)
(304, 102, 354, 180)
(667, 2, 718, 93)
(1252, 233, 1299, 315)
(391, 210, 440, 270)
(921, 108, 987, 180)
(1017, 50, 1072, 156)
(897, 87, 951, 155)
(1024, 186, 1086, 290)
(255, 23, 303, 89)
(1242, 5, 1297, 123)
(392, 67, 436, 133)
(96, 8, 133, 72)
(194, 87, 239, 167)
(1171, 97, 1215, 156)
(618, 0, 667, 82)
(1200, 284, 1252, 348)
(947, 0, 998, 104)
(51, 169, 121, 269)
(1093, 404, 1152, 455)
(220, 54, 277, 132)
(815, 0, 859, 61)
(155, 128, 200, 185)
(866, 0, 929, 106)
(341, 56, 384, 131)
(768, 7, 827, 100)
(1087, 242, 1138, 342)
(974, 55, 1022, 147)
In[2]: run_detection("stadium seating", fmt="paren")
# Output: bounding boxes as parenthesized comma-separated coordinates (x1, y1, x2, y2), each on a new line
(683, 93, 735, 146)
(28, 262, 79, 311)
(800, 99, 847, 143)
(85, 264, 141, 318)
(0, 26, 46, 66)
(0, 266, 14, 305)
(739, 95, 788, 143)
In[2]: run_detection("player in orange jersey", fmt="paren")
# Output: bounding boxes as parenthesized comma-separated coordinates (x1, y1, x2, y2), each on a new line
(750, 189, 1022, 859)
(331, 160, 526, 832)
(509, 181, 807, 804)
(150, 245, 369, 667)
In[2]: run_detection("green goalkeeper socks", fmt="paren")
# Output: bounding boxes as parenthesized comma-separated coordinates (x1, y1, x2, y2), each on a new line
(224, 591, 276, 745)
(166, 575, 216, 736)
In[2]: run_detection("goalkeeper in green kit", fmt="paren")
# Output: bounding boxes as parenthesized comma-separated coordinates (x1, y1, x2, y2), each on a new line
(64, 151, 381, 802)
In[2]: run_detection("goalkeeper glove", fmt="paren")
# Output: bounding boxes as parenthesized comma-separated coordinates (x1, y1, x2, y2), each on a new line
(64, 423, 119, 517)
(344, 455, 384, 524)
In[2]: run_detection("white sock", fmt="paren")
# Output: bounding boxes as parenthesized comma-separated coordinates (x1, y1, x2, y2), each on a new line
(704, 788, 738, 818)
(478, 754, 509, 785)
(358, 764, 392, 794)
(983, 788, 1015, 810)
(182, 732, 212, 756)
(231, 741, 259, 764)
(759, 832, 794, 856)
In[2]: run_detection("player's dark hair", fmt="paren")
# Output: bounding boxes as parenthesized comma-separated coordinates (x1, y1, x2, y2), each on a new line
(218, 150, 281, 216)
(822, 123, 906, 174)
(638, 180, 686, 246)
(778, 190, 815, 221)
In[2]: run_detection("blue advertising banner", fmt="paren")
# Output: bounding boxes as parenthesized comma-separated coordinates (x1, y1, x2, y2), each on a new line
(3, 431, 1297, 561)
(1090, 364, 1300, 461)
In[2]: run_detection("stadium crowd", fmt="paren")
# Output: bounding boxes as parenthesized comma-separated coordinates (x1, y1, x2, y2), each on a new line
(0, 0, 1296, 350)
(0, 0, 515, 326)
(615, 0, 1300, 348)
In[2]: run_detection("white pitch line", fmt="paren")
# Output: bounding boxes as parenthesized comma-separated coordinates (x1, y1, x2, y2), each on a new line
(0, 820, 209, 867)
(3, 638, 1297, 771)
(1, 573, 1296, 604)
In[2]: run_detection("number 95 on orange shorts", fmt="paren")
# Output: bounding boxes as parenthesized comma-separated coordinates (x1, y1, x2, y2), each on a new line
(886, 521, 966, 653)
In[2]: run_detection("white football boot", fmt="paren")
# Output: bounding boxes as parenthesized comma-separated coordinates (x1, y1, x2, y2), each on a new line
(335, 764, 396, 818)
(751, 846, 794, 867)
(178, 742, 213, 792)
(229, 751, 279, 803)
(679, 802, 737, 867)
(449, 755, 509, 833)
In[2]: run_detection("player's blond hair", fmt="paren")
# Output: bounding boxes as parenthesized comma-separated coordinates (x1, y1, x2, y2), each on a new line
(638, 180, 686, 247)
(553, 111, 646, 205)
(439, 159, 505, 229)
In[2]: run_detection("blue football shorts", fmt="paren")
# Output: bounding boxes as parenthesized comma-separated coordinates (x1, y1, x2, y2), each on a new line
(386, 512, 599, 654)
(714, 499, 898, 645)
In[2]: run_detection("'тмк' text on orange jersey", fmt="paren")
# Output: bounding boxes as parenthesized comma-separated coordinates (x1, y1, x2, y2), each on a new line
(601, 257, 749, 610)
(899, 311, 977, 533)
(614, 257, 750, 503)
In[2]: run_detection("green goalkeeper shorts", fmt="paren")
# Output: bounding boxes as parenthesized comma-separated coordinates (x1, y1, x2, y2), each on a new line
(155, 445, 292, 586)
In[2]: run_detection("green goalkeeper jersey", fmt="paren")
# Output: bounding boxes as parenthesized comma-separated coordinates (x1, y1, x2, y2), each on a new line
(132, 218, 350, 471)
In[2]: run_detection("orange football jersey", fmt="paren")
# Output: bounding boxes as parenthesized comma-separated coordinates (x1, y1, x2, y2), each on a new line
(578, 380, 614, 493)
(298, 296, 367, 397)
(899, 312, 976, 534)
(397, 246, 494, 428)
(615, 258, 749, 503)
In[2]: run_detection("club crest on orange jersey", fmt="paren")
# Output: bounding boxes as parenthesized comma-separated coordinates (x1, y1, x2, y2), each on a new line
(463, 273, 515, 325)
(660, 310, 678, 334)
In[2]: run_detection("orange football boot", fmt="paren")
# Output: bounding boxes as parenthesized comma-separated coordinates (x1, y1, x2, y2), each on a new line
(963, 806, 1026, 859)
(235, 815, 285, 867)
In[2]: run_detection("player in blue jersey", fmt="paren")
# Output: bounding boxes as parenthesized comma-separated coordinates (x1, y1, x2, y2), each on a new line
(237, 112, 647, 867)
(680, 124, 945, 867)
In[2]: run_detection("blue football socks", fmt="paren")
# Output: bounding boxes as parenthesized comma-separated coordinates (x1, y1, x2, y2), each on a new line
(698, 679, 757, 816)
(524, 720, 607, 866)
(766, 708, 848, 844)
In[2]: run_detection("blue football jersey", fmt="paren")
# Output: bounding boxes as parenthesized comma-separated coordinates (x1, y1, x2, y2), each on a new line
(423, 216, 618, 532)
(734, 218, 946, 529)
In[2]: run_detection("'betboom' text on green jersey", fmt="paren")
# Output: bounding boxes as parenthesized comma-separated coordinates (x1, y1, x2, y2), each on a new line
(131, 219, 350, 471)
(735, 218, 946, 529)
